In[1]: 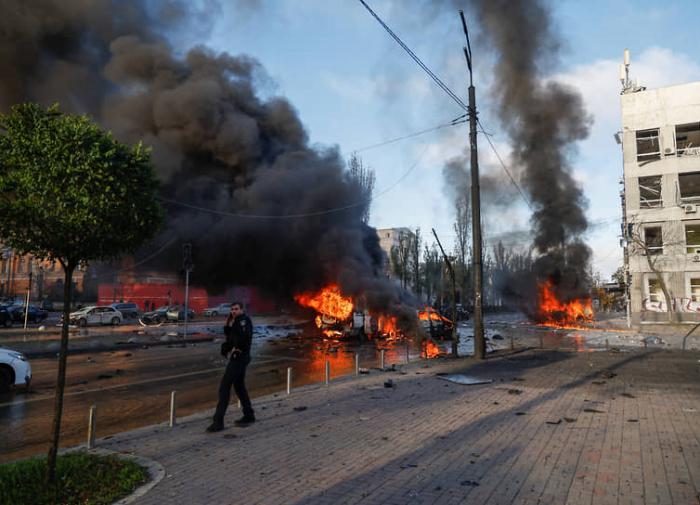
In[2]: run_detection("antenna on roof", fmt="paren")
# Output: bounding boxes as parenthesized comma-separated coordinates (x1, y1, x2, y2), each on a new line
(620, 48, 645, 94)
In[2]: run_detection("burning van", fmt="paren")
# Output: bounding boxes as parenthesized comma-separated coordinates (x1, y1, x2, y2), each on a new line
(417, 307, 453, 339)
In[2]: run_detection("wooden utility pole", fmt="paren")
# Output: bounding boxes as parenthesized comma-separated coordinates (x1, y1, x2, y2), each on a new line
(460, 10, 485, 359)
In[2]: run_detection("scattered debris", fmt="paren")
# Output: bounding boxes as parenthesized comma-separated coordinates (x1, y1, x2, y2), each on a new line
(546, 419, 562, 425)
(384, 379, 394, 388)
(436, 375, 493, 386)
(563, 417, 577, 423)
(515, 412, 526, 416)
(512, 377, 525, 381)
(460, 480, 480, 487)
(97, 374, 113, 380)
(492, 334, 504, 340)
(359, 368, 370, 374)
(627, 419, 638, 423)
(591, 380, 606, 385)
(620, 392, 636, 399)
(507, 389, 523, 395)
(583, 408, 605, 413)
(600, 370, 617, 379)
(293, 406, 308, 412)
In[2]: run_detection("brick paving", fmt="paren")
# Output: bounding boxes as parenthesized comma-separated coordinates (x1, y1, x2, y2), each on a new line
(99, 349, 700, 504)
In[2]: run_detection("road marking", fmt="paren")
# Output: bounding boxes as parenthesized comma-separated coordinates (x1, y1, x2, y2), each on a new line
(0, 357, 290, 408)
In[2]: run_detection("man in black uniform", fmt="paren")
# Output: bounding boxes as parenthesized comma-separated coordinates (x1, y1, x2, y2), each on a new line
(206, 302, 255, 432)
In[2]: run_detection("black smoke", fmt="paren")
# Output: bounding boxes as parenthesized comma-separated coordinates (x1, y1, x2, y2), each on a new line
(441, 0, 593, 310)
(0, 0, 416, 326)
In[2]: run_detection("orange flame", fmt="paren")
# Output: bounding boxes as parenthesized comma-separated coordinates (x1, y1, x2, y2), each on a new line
(538, 280, 593, 326)
(422, 339, 441, 358)
(377, 315, 397, 336)
(294, 284, 354, 320)
(418, 307, 452, 323)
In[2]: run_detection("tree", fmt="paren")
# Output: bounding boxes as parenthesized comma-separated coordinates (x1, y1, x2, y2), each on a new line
(453, 194, 470, 304)
(0, 103, 162, 482)
(410, 227, 422, 296)
(627, 222, 676, 322)
(348, 153, 376, 224)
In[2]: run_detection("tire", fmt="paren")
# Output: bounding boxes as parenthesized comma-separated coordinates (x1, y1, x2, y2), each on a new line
(111, 317, 120, 326)
(78, 318, 88, 328)
(0, 367, 12, 393)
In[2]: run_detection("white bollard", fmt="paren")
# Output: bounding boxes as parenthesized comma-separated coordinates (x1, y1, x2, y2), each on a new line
(380, 349, 385, 371)
(355, 353, 360, 376)
(287, 367, 292, 395)
(87, 405, 97, 449)
(169, 391, 177, 427)
(325, 360, 330, 385)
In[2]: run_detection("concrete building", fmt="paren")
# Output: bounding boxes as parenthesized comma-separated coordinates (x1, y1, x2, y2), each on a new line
(620, 64, 700, 324)
(375, 227, 413, 278)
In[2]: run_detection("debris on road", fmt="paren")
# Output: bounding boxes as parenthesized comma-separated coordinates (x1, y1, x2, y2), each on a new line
(293, 406, 308, 412)
(384, 379, 394, 388)
(435, 374, 493, 385)
(546, 419, 562, 425)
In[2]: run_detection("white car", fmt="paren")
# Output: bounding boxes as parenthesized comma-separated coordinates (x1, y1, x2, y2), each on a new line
(203, 303, 232, 317)
(0, 347, 32, 392)
(69, 306, 123, 327)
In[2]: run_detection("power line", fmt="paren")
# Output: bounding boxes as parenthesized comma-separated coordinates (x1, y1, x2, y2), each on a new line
(356, 0, 468, 113)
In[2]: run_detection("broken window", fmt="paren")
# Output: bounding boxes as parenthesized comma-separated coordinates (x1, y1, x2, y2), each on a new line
(638, 176, 662, 208)
(676, 122, 700, 155)
(636, 129, 660, 161)
(644, 226, 663, 255)
(691, 278, 700, 302)
(679, 172, 700, 204)
(687, 224, 700, 253)
(647, 278, 663, 303)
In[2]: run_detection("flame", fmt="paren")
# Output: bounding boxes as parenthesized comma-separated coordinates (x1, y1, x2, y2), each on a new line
(418, 307, 452, 323)
(294, 284, 354, 320)
(378, 315, 398, 337)
(422, 339, 441, 358)
(537, 280, 593, 326)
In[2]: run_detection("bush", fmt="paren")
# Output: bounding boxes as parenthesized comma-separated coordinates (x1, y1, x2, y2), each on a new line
(0, 451, 148, 504)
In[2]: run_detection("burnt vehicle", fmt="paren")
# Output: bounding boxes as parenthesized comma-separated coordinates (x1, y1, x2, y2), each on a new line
(418, 307, 454, 339)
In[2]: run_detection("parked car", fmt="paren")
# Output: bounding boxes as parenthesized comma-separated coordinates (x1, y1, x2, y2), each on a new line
(0, 305, 12, 327)
(110, 302, 140, 319)
(203, 303, 232, 317)
(140, 305, 172, 324)
(0, 347, 32, 392)
(166, 305, 195, 322)
(67, 306, 123, 327)
(8, 305, 48, 323)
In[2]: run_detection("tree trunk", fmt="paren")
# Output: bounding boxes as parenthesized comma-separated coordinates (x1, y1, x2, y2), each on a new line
(46, 262, 74, 483)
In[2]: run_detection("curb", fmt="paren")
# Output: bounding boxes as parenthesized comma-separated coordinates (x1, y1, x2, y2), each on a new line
(21, 336, 216, 359)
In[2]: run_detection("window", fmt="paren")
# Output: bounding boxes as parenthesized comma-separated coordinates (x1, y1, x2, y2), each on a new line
(676, 122, 700, 155)
(636, 129, 660, 161)
(687, 224, 700, 253)
(691, 278, 700, 302)
(679, 172, 700, 204)
(644, 226, 663, 255)
(648, 278, 663, 303)
(638, 176, 662, 208)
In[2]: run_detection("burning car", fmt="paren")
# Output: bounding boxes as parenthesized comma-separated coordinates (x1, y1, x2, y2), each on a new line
(417, 307, 454, 339)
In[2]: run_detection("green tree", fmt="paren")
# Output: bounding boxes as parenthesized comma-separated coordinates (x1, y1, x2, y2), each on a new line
(0, 103, 162, 482)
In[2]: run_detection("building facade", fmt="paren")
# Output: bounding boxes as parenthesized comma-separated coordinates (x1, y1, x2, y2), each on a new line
(375, 227, 413, 278)
(621, 79, 700, 324)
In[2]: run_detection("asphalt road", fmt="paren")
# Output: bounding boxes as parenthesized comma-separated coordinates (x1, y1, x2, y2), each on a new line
(0, 328, 414, 463)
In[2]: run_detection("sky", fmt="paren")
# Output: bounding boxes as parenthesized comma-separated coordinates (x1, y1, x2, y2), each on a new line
(196, 0, 700, 280)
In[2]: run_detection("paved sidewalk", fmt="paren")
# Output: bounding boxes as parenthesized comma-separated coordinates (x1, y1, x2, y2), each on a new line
(98, 349, 700, 505)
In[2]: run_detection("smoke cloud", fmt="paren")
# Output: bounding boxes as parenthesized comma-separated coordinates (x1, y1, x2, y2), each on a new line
(0, 0, 416, 325)
(441, 0, 593, 307)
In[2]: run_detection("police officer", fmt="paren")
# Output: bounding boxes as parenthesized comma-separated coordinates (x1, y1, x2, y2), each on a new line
(207, 302, 255, 432)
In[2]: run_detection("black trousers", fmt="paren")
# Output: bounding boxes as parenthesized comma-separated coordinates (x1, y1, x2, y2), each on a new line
(213, 354, 254, 423)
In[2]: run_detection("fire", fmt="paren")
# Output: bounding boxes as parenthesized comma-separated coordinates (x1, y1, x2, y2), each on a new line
(418, 307, 451, 323)
(422, 339, 441, 358)
(294, 284, 354, 320)
(377, 315, 398, 337)
(537, 280, 593, 326)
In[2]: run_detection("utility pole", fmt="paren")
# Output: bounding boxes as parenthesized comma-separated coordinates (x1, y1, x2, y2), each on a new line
(182, 243, 193, 339)
(432, 229, 459, 356)
(459, 10, 485, 359)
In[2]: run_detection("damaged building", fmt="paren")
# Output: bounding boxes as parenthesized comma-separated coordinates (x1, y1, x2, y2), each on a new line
(620, 55, 700, 324)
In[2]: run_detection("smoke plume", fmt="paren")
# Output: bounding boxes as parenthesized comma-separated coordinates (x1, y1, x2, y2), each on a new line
(0, 0, 416, 325)
(443, 0, 593, 307)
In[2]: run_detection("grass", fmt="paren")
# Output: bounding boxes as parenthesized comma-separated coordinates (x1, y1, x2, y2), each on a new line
(0, 451, 148, 505)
